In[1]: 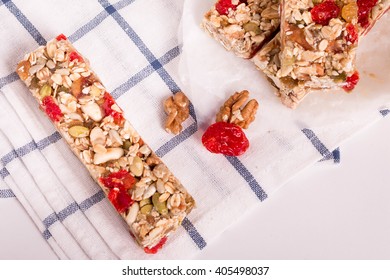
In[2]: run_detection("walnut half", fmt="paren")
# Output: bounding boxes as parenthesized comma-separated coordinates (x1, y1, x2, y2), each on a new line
(216, 90, 258, 129)
(163, 92, 190, 135)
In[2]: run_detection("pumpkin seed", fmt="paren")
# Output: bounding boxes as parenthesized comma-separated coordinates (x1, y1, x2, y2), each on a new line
(68, 125, 90, 138)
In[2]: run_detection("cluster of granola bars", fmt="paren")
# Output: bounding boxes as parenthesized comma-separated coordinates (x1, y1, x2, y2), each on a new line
(17, 35, 195, 254)
(202, 0, 389, 108)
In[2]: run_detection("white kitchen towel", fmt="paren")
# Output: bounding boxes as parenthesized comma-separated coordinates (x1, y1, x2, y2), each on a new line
(0, 0, 389, 259)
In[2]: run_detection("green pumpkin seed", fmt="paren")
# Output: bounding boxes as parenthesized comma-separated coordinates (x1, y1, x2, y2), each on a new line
(140, 204, 153, 214)
(152, 193, 168, 215)
(139, 198, 152, 208)
(39, 84, 52, 98)
(243, 22, 260, 34)
(68, 125, 90, 138)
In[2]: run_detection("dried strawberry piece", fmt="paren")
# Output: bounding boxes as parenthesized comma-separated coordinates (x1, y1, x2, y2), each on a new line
(346, 23, 358, 44)
(310, 1, 340, 26)
(357, 0, 378, 28)
(343, 71, 360, 91)
(202, 122, 249, 156)
(69, 51, 84, 63)
(215, 0, 242, 15)
(42, 96, 63, 122)
(100, 170, 136, 190)
(102, 92, 124, 125)
(56, 34, 67, 41)
(107, 188, 133, 213)
(144, 237, 168, 254)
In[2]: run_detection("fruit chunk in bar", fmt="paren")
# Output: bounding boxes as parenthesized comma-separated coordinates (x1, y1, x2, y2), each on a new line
(202, 0, 280, 58)
(16, 34, 195, 254)
(252, 0, 389, 108)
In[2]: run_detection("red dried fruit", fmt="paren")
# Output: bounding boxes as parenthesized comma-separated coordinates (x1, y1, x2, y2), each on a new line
(346, 23, 358, 44)
(100, 170, 136, 190)
(56, 34, 67, 41)
(215, 0, 241, 15)
(42, 96, 63, 122)
(202, 122, 249, 156)
(343, 71, 360, 91)
(69, 51, 84, 63)
(357, 0, 378, 28)
(310, 1, 340, 25)
(144, 237, 168, 254)
(107, 188, 133, 213)
(102, 92, 124, 125)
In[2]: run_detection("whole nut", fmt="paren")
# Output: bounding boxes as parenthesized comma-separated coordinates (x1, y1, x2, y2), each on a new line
(81, 102, 103, 122)
(126, 202, 139, 225)
(130, 156, 144, 177)
(93, 148, 124, 165)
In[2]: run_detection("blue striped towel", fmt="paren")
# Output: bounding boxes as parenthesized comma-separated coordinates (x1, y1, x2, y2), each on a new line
(0, 0, 389, 259)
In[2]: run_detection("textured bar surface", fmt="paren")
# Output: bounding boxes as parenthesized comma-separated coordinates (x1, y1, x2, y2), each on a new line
(16, 35, 195, 252)
(253, 0, 389, 108)
(202, 0, 280, 58)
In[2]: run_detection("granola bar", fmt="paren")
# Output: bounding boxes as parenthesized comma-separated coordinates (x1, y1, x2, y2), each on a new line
(16, 34, 195, 253)
(202, 0, 280, 58)
(280, 0, 359, 90)
(252, 0, 389, 108)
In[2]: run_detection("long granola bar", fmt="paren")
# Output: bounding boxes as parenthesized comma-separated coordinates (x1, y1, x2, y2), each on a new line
(202, 0, 280, 58)
(252, 0, 389, 108)
(16, 35, 195, 253)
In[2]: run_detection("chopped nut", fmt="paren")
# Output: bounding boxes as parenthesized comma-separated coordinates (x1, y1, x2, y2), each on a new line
(216, 90, 259, 129)
(93, 147, 124, 165)
(163, 91, 190, 135)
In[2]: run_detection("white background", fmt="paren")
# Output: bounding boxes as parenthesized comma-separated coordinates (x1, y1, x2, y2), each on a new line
(1, 116, 389, 260)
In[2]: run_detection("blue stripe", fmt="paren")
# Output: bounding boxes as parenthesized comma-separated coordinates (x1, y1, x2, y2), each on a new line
(0, 188, 15, 198)
(0, 132, 61, 171)
(98, 0, 181, 94)
(302, 128, 333, 160)
(111, 45, 181, 99)
(225, 156, 268, 201)
(1, 150, 17, 166)
(181, 217, 207, 250)
(155, 123, 197, 158)
(68, 10, 108, 43)
(36, 132, 62, 150)
(0, 167, 10, 178)
(1, 0, 46, 45)
(41, 190, 105, 240)
(79, 190, 105, 211)
(319, 147, 340, 163)
(68, 0, 135, 43)
(380, 109, 390, 117)
(42, 229, 52, 240)
(332, 148, 340, 163)
(0, 72, 18, 90)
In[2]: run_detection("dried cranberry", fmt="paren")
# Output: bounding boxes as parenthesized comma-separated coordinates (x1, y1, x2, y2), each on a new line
(107, 188, 133, 213)
(56, 34, 67, 41)
(102, 92, 124, 125)
(343, 71, 360, 91)
(357, 0, 378, 28)
(310, 1, 340, 25)
(100, 170, 136, 190)
(202, 122, 249, 156)
(144, 237, 168, 254)
(42, 96, 63, 122)
(215, 0, 241, 15)
(69, 51, 84, 63)
(346, 23, 358, 44)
